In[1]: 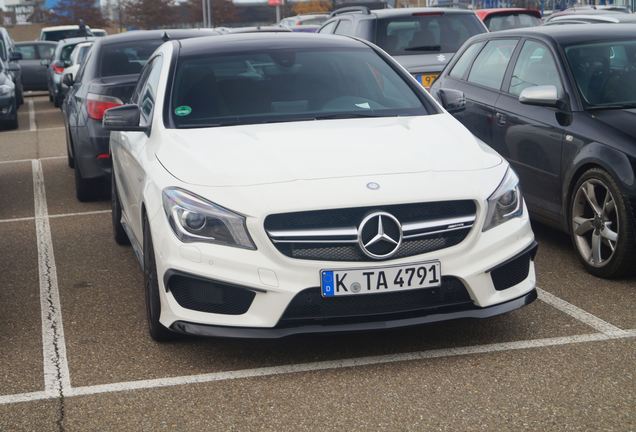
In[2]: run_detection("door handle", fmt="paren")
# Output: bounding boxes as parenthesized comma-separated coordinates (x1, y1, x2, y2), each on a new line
(495, 112, 506, 126)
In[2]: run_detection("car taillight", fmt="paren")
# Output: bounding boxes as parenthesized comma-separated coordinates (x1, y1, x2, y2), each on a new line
(52, 62, 65, 74)
(86, 93, 123, 121)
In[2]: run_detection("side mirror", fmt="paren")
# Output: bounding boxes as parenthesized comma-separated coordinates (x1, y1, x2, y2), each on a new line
(519, 85, 560, 107)
(62, 73, 74, 87)
(9, 51, 22, 61)
(437, 88, 465, 114)
(103, 104, 145, 132)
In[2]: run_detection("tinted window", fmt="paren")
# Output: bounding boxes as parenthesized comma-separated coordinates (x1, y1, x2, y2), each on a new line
(42, 29, 90, 42)
(509, 41, 562, 97)
(467, 39, 517, 90)
(375, 13, 485, 56)
(60, 44, 78, 62)
(449, 41, 484, 79)
(99, 40, 164, 77)
(16, 44, 37, 60)
(170, 47, 430, 128)
(334, 20, 354, 36)
(565, 39, 636, 107)
(37, 44, 55, 60)
(486, 13, 542, 31)
(319, 21, 338, 33)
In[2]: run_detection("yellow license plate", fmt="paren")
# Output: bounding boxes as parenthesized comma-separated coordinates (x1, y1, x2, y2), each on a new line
(419, 73, 439, 88)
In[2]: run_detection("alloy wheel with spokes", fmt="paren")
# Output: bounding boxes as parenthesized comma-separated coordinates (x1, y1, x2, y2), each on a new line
(572, 178, 619, 267)
(569, 168, 635, 278)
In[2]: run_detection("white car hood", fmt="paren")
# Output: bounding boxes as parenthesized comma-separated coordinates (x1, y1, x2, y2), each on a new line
(156, 114, 502, 188)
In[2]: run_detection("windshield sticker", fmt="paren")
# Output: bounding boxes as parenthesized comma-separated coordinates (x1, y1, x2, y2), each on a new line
(355, 102, 370, 109)
(174, 105, 192, 117)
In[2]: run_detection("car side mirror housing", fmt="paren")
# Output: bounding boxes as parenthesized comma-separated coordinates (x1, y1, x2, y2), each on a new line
(437, 88, 465, 114)
(519, 85, 560, 107)
(103, 104, 146, 132)
(62, 73, 74, 87)
(9, 51, 22, 61)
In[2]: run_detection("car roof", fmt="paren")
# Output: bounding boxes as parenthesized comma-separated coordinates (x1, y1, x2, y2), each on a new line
(547, 13, 636, 23)
(473, 23, 636, 45)
(370, 7, 478, 17)
(220, 26, 292, 33)
(41, 25, 91, 31)
(58, 36, 95, 46)
(97, 29, 219, 45)
(176, 32, 368, 57)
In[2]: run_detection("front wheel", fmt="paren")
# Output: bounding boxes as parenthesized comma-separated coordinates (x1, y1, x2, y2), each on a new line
(569, 168, 635, 278)
(143, 218, 178, 342)
(111, 174, 130, 245)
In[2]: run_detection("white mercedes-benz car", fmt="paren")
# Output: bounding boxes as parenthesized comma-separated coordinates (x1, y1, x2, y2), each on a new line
(105, 33, 537, 341)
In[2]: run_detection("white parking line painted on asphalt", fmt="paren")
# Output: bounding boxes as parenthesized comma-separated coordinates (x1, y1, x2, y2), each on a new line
(537, 287, 626, 336)
(0, 156, 65, 165)
(28, 99, 36, 131)
(32, 160, 71, 396)
(3, 126, 65, 135)
(0, 210, 112, 224)
(0, 391, 49, 405)
(0, 330, 634, 406)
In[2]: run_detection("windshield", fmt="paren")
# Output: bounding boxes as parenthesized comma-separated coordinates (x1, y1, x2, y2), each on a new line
(43, 29, 91, 42)
(565, 39, 636, 109)
(169, 47, 431, 129)
(485, 13, 542, 31)
(99, 40, 164, 77)
(375, 13, 485, 56)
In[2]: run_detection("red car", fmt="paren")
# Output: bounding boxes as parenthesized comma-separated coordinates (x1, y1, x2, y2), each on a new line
(475, 8, 542, 31)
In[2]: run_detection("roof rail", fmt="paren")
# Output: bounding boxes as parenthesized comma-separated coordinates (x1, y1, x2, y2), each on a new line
(329, 6, 370, 17)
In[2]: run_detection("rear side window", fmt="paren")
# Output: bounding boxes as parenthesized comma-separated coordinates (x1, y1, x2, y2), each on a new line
(99, 40, 164, 77)
(449, 41, 484, 79)
(375, 13, 486, 56)
(319, 21, 338, 34)
(334, 20, 354, 36)
(16, 44, 37, 60)
(467, 39, 518, 90)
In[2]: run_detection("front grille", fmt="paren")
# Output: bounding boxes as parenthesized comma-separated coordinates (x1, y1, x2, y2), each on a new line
(278, 276, 472, 326)
(168, 273, 255, 315)
(265, 201, 477, 262)
(490, 251, 532, 291)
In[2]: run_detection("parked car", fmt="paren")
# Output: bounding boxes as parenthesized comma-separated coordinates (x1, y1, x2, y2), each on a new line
(39, 25, 93, 42)
(91, 29, 108, 37)
(544, 6, 630, 23)
(475, 8, 542, 31)
(0, 27, 24, 106)
(280, 13, 330, 32)
(318, 7, 487, 88)
(0, 59, 18, 129)
(105, 33, 537, 341)
(14, 41, 56, 91)
(60, 41, 93, 96)
(46, 36, 94, 107)
(430, 25, 636, 278)
(544, 13, 636, 24)
(63, 29, 219, 201)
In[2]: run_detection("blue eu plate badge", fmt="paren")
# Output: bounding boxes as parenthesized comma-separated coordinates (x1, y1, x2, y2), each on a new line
(321, 271, 335, 297)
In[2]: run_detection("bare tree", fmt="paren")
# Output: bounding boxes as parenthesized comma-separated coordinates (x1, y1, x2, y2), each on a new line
(124, 0, 177, 29)
(182, 0, 239, 27)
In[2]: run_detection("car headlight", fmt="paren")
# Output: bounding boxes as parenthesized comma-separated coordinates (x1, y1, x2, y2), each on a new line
(482, 167, 523, 232)
(0, 84, 12, 96)
(162, 187, 256, 249)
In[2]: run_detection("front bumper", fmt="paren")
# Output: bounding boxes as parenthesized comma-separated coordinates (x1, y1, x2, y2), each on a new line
(150, 196, 537, 335)
(171, 289, 537, 339)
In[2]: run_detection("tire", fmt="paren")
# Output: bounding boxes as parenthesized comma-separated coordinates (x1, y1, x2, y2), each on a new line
(53, 92, 62, 108)
(3, 100, 18, 130)
(111, 173, 130, 245)
(65, 127, 74, 168)
(143, 217, 178, 342)
(16, 86, 24, 106)
(49, 92, 53, 103)
(569, 167, 636, 278)
(73, 159, 97, 202)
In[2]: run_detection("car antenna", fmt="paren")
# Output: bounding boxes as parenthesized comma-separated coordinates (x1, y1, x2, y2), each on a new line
(162, 31, 170, 42)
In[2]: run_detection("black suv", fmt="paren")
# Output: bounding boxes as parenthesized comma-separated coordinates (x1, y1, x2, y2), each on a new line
(318, 7, 486, 89)
(430, 25, 636, 278)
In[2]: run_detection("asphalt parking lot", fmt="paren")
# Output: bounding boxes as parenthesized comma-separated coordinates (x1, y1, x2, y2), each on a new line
(0, 94, 634, 431)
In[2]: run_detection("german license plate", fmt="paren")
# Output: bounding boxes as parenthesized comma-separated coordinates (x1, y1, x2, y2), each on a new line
(415, 73, 439, 88)
(320, 261, 441, 297)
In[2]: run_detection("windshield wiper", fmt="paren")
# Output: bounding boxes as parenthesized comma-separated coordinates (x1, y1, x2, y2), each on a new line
(404, 45, 442, 52)
(314, 112, 386, 120)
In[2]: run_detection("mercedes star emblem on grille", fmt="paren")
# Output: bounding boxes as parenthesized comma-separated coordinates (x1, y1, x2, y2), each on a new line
(358, 212, 403, 259)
